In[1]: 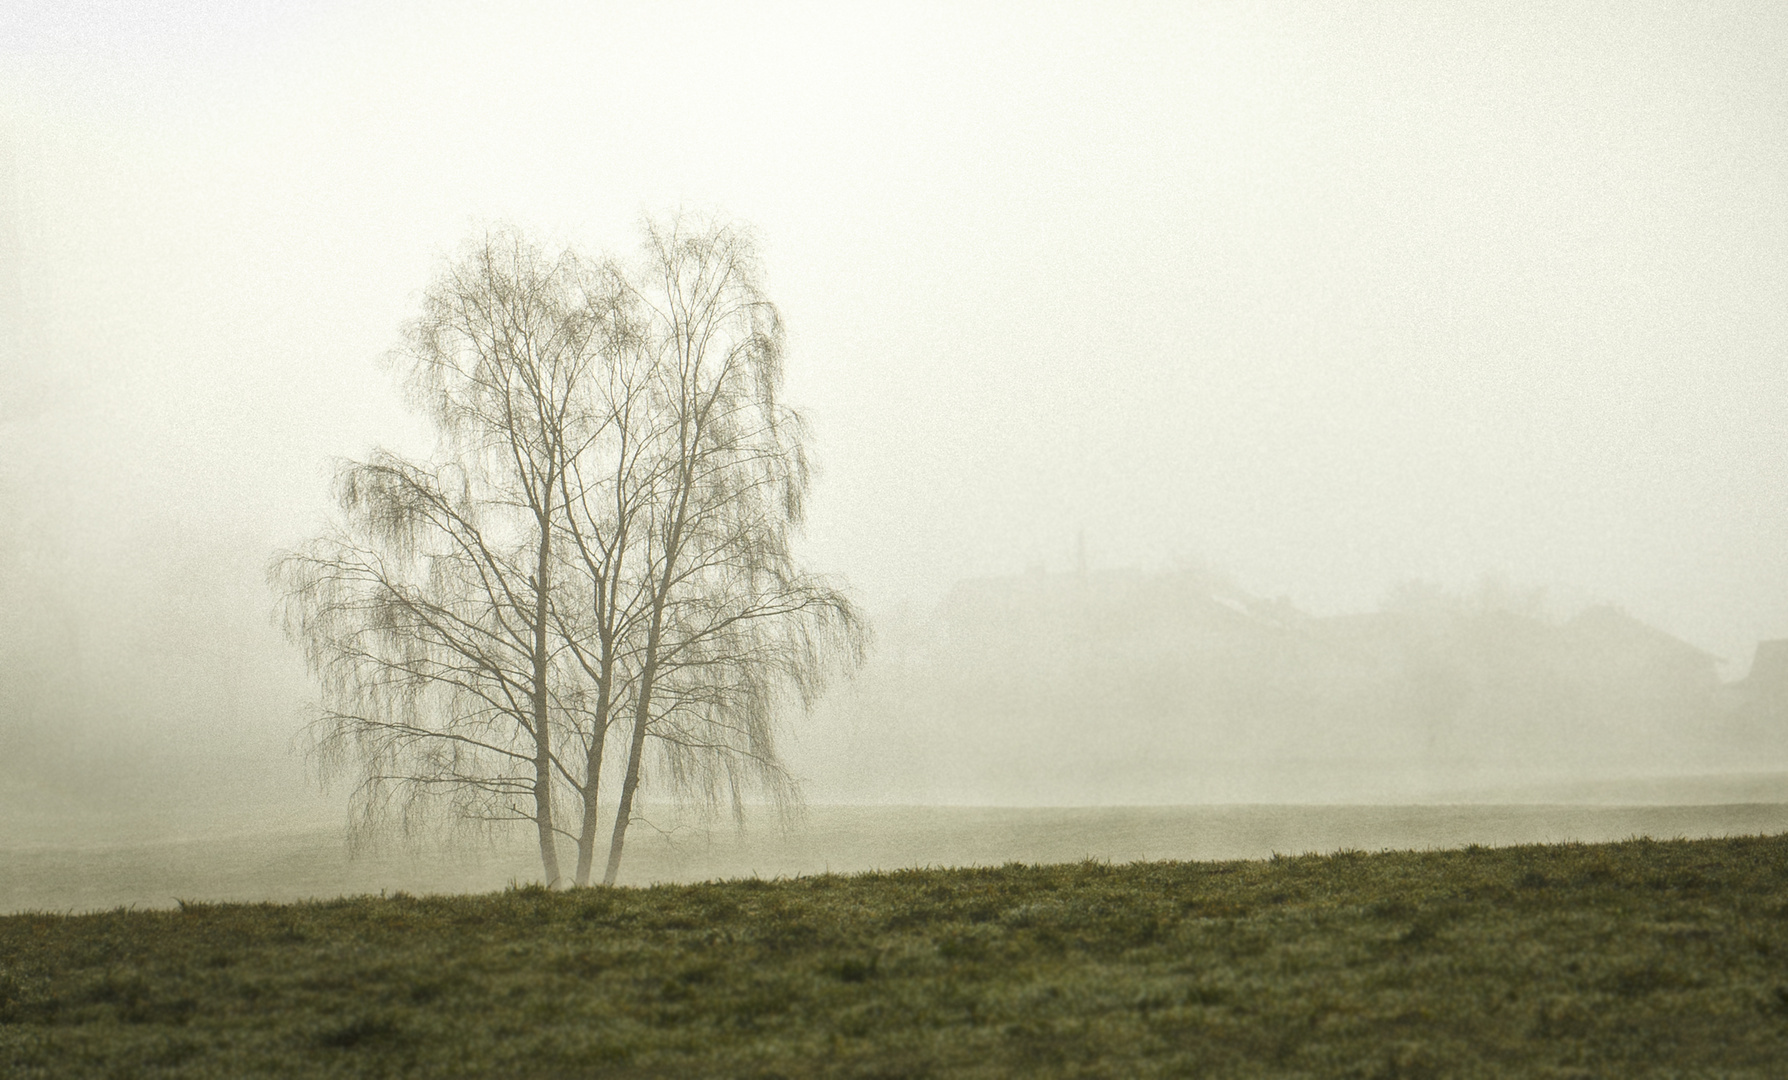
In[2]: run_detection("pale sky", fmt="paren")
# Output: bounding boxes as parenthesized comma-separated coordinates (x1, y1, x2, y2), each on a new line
(4, 0, 1786, 680)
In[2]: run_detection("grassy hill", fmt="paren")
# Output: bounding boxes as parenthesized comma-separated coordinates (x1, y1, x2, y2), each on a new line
(5, 835, 1788, 1077)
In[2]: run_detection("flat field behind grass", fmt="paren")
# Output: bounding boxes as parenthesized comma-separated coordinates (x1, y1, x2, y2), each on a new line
(10, 797, 1788, 913)
(6, 835, 1788, 1078)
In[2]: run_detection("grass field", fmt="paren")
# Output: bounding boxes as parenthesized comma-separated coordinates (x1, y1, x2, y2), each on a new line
(5, 835, 1788, 1077)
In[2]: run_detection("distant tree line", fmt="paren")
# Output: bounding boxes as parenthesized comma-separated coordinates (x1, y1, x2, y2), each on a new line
(272, 217, 866, 887)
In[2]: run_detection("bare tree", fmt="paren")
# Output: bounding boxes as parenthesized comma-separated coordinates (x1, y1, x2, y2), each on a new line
(550, 257, 661, 887)
(274, 231, 604, 885)
(275, 217, 866, 889)
(574, 217, 866, 886)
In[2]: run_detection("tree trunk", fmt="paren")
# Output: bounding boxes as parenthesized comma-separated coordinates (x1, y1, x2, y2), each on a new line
(572, 670, 612, 887)
(601, 712, 650, 887)
(532, 525, 563, 887)
(602, 610, 662, 887)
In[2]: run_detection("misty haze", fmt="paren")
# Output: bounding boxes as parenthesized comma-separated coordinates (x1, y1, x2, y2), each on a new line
(3, 6, 1788, 1074)
(4, 0, 1788, 906)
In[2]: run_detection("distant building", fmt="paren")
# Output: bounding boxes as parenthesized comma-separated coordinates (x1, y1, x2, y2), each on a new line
(1561, 605, 1722, 697)
(1732, 639, 1788, 721)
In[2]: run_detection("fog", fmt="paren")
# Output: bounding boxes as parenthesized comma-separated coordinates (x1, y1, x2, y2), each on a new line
(3, 4, 1787, 883)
